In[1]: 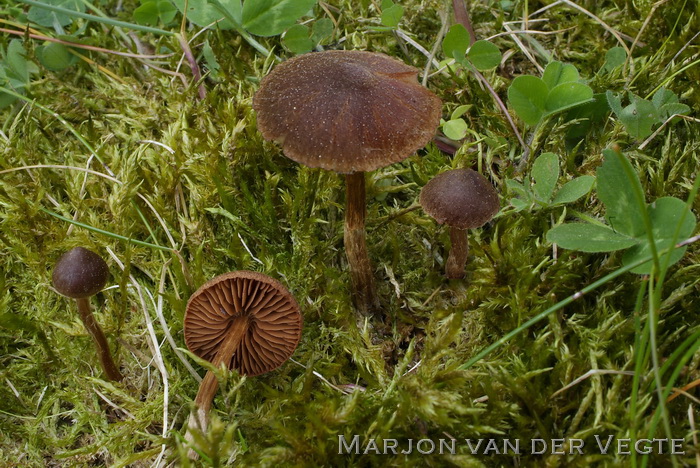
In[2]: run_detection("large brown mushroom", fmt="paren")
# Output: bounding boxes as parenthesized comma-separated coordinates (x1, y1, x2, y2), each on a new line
(183, 271, 302, 442)
(52, 247, 123, 381)
(420, 169, 500, 279)
(253, 50, 442, 313)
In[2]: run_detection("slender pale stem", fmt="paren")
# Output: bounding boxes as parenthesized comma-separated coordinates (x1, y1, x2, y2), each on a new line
(186, 319, 248, 457)
(445, 227, 469, 279)
(344, 172, 379, 314)
(75, 297, 123, 381)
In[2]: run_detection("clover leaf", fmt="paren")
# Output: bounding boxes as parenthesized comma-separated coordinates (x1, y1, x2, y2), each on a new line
(508, 61, 594, 126)
(547, 148, 696, 274)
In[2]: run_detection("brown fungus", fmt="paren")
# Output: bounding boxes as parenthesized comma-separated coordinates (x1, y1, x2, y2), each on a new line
(253, 50, 442, 313)
(420, 169, 500, 279)
(183, 271, 302, 441)
(52, 247, 123, 381)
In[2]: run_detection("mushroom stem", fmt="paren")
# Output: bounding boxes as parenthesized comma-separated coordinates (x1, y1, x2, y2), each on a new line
(186, 318, 248, 451)
(75, 297, 123, 381)
(445, 227, 469, 279)
(344, 172, 379, 314)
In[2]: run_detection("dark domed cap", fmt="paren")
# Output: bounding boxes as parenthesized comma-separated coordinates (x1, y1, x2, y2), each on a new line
(184, 271, 303, 376)
(420, 169, 500, 229)
(253, 50, 442, 174)
(52, 247, 109, 299)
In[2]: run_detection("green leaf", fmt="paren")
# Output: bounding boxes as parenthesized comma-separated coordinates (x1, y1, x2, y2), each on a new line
(442, 24, 470, 61)
(602, 46, 626, 72)
(36, 42, 76, 71)
(547, 223, 638, 252)
(597, 149, 646, 237)
(282, 24, 313, 54)
(659, 103, 690, 119)
(27, 0, 85, 27)
(541, 61, 579, 89)
(467, 40, 501, 71)
(134, 0, 177, 25)
(508, 75, 548, 126)
(544, 82, 594, 114)
(531, 152, 559, 202)
(450, 104, 470, 120)
(5, 40, 30, 84)
(202, 40, 222, 80)
(606, 90, 623, 116)
(607, 92, 661, 139)
(651, 87, 678, 109)
(442, 118, 468, 141)
(381, 3, 404, 28)
(620, 96, 660, 139)
(310, 17, 334, 44)
(171, 0, 240, 29)
(565, 93, 610, 141)
(552, 175, 595, 205)
(242, 0, 317, 37)
(622, 197, 697, 274)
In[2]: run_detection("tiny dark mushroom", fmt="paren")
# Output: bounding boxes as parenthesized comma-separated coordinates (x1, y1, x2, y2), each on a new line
(253, 50, 442, 314)
(52, 247, 123, 381)
(420, 169, 500, 279)
(183, 271, 302, 449)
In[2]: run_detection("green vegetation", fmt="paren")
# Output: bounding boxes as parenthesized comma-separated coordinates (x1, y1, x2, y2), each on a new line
(0, 0, 698, 466)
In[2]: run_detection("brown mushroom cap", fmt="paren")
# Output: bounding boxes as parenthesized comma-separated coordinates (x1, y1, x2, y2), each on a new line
(253, 50, 442, 174)
(420, 169, 500, 229)
(52, 247, 109, 299)
(184, 271, 302, 376)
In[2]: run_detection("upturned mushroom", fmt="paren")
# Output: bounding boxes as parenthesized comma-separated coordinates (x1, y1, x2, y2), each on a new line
(419, 169, 500, 279)
(253, 50, 442, 313)
(183, 271, 302, 443)
(52, 246, 123, 381)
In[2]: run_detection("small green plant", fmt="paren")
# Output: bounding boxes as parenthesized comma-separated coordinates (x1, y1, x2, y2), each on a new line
(0, 40, 38, 109)
(607, 87, 690, 140)
(379, 0, 404, 28)
(506, 152, 595, 212)
(172, 0, 317, 38)
(547, 148, 696, 274)
(27, 0, 84, 27)
(508, 61, 594, 126)
(133, 0, 178, 26)
(442, 24, 502, 72)
(282, 18, 334, 54)
(440, 104, 470, 140)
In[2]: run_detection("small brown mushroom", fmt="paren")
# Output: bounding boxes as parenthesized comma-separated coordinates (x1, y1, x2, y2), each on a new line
(183, 271, 302, 441)
(253, 50, 442, 313)
(52, 247, 123, 381)
(419, 169, 500, 279)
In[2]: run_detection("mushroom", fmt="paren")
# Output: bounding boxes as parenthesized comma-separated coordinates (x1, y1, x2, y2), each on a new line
(419, 169, 500, 279)
(253, 50, 442, 313)
(183, 271, 302, 440)
(52, 247, 123, 381)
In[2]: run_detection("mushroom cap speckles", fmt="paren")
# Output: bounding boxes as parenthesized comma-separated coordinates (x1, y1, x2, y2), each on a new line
(420, 169, 500, 229)
(52, 247, 109, 299)
(184, 271, 302, 377)
(253, 50, 442, 174)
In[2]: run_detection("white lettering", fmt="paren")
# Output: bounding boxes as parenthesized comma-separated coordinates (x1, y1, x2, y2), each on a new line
(465, 439, 483, 454)
(569, 439, 584, 454)
(531, 439, 547, 454)
(503, 439, 520, 454)
(383, 439, 398, 455)
(617, 438, 631, 455)
(438, 439, 455, 454)
(483, 439, 500, 454)
(671, 439, 685, 455)
(595, 435, 614, 454)
(416, 439, 435, 455)
(338, 435, 360, 454)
